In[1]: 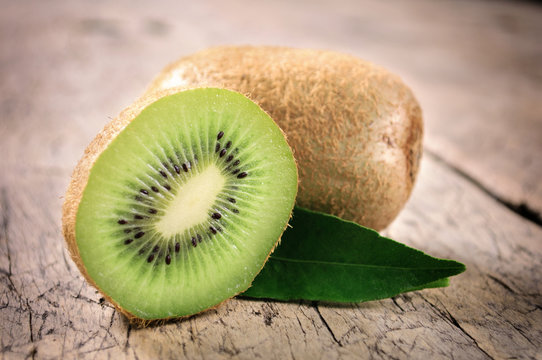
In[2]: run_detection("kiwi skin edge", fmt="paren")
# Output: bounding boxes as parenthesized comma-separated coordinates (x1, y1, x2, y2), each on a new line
(146, 46, 423, 231)
(61, 87, 298, 327)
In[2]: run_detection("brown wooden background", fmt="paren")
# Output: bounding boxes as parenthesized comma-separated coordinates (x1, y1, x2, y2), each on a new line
(1, 0, 541, 359)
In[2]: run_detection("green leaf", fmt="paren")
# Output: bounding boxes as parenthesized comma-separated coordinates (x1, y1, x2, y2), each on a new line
(241, 207, 465, 302)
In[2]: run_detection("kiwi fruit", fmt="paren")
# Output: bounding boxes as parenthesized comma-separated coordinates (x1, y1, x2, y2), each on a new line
(62, 87, 298, 322)
(145, 46, 423, 230)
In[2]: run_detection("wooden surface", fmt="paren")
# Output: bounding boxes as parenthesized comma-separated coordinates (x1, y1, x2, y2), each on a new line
(1, 0, 541, 359)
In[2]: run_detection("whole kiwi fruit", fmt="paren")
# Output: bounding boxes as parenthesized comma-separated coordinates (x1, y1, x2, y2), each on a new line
(62, 87, 298, 322)
(145, 46, 423, 230)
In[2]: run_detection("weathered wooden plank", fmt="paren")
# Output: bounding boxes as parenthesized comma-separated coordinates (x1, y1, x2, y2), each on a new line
(1, 0, 542, 359)
(334, 154, 542, 359)
(1, 156, 540, 359)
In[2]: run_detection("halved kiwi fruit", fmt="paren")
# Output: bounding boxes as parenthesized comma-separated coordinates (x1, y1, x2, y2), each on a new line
(62, 88, 298, 321)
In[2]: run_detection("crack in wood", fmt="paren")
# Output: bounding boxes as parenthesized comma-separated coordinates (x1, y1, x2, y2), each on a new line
(29, 346, 37, 360)
(91, 310, 118, 359)
(27, 299, 34, 343)
(77, 330, 101, 350)
(261, 303, 278, 326)
(419, 295, 495, 359)
(484, 274, 542, 317)
(408, 335, 420, 357)
(71, 292, 112, 307)
(506, 321, 536, 347)
(294, 313, 306, 336)
(25, 298, 38, 360)
(391, 297, 405, 312)
(1, 187, 41, 359)
(106, 311, 116, 334)
(0, 187, 23, 302)
(36, 282, 61, 298)
(77, 344, 117, 355)
(487, 274, 518, 295)
(124, 323, 132, 351)
(312, 302, 342, 347)
(371, 342, 402, 360)
(37, 310, 49, 340)
(218, 333, 240, 357)
(425, 150, 542, 227)
(187, 320, 196, 344)
(67, 285, 118, 312)
(284, 331, 296, 360)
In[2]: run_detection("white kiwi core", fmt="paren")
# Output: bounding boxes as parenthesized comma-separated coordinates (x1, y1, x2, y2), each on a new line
(155, 164, 226, 237)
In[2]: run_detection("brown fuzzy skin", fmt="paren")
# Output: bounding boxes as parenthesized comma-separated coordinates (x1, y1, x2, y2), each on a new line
(145, 46, 423, 230)
(62, 87, 297, 325)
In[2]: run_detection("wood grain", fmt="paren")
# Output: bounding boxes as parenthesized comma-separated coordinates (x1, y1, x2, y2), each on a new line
(1, 0, 541, 359)
(1, 156, 540, 359)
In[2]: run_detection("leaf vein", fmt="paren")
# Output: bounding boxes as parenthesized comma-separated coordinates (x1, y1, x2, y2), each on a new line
(269, 255, 464, 271)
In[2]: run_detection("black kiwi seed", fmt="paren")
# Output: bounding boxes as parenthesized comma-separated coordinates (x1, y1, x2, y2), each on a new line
(219, 149, 227, 157)
(182, 162, 190, 172)
(175, 242, 180, 253)
(160, 170, 167, 178)
(149, 208, 157, 214)
(217, 131, 224, 140)
(225, 141, 232, 149)
(124, 229, 132, 234)
(138, 248, 145, 255)
(147, 254, 155, 263)
(233, 160, 240, 167)
(174, 165, 181, 174)
(165, 254, 171, 265)
(212, 212, 222, 219)
(232, 209, 239, 214)
(209, 226, 217, 234)
(118, 219, 127, 225)
(228, 198, 236, 203)
(226, 155, 233, 162)
(140, 189, 149, 195)
(164, 184, 171, 191)
(215, 143, 220, 153)
(191, 237, 197, 247)
(134, 214, 144, 220)
(135, 232, 145, 239)
(151, 186, 159, 193)
(237, 172, 248, 179)
(124, 239, 133, 245)
(197, 234, 202, 242)
(232, 169, 240, 175)
(153, 245, 159, 253)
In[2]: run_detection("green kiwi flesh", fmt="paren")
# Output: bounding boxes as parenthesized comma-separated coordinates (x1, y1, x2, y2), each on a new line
(73, 88, 297, 320)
